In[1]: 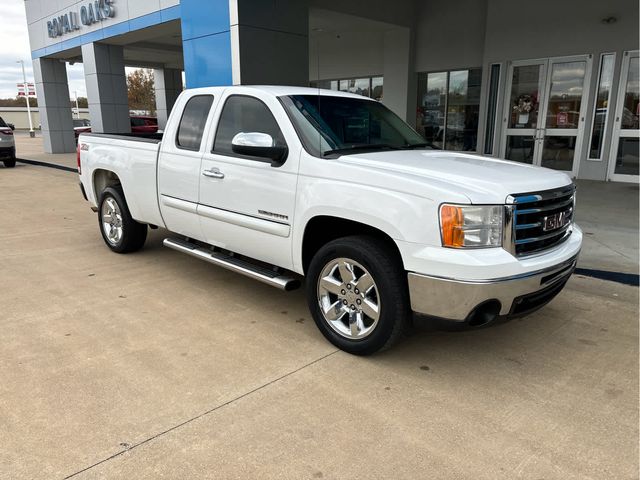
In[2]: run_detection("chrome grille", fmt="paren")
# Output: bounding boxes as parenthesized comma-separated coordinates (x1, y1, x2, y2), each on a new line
(506, 184, 575, 256)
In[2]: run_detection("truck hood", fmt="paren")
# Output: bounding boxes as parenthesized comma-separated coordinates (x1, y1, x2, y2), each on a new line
(339, 150, 573, 204)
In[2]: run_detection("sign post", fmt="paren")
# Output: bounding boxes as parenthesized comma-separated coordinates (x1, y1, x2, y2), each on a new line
(17, 60, 35, 138)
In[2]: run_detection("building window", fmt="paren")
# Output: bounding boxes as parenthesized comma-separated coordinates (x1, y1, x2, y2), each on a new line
(416, 68, 482, 151)
(310, 77, 384, 101)
(588, 53, 615, 160)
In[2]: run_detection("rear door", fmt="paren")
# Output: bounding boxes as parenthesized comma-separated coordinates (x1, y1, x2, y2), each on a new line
(157, 92, 218, 240)
(198, 91, 300, 269)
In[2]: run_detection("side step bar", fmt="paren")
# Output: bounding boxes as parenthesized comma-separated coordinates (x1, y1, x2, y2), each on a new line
(163, 238, 301, 291)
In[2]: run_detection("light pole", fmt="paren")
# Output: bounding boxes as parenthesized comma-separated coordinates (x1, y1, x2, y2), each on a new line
(17, 60, 35, 138)
(74, 91, 79, 119)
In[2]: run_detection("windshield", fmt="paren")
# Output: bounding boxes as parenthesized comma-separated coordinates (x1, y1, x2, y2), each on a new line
(73, 119, 91, 127)
(280, 94, 429, 157)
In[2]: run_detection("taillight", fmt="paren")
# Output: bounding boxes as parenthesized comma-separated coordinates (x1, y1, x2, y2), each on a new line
(0, 129, 13, 136)
(77, 143, 81, 174)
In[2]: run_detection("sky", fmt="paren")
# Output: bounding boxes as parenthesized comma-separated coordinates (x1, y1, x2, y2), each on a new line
(0, 0, 87, 99)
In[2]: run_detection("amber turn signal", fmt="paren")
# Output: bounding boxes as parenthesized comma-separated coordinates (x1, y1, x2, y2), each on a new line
(440, 205, 465, 247)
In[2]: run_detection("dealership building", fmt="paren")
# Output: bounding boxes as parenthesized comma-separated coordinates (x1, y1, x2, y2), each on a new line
(25, 0, 639, 182)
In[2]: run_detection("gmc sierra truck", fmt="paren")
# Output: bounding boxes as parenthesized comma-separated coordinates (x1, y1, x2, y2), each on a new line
(78, 86, 581, 355)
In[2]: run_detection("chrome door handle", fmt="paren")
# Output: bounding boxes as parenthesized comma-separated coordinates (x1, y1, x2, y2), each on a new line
(203, 168, 224, 179)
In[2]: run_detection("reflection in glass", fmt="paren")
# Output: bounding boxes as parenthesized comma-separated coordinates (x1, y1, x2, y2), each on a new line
(614, 138, 639, 176)
(509, 65, 542, 128)
(505, 135, 535, 164)
(589, 54, 615, 159)
(417, 72, 447, 149)
(546, 61, 586, 129)
(341, 78, 370, 97)
(446, 69, 481, 151)
(621, 56, 639, 130)
(371, 76, 383, 101)
(540, 136, 576, 171)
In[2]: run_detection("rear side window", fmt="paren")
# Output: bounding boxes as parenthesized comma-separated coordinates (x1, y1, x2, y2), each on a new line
(0, 117, 7, 128)
(213, 95, 285, 159)
(176, 95, 214, 151)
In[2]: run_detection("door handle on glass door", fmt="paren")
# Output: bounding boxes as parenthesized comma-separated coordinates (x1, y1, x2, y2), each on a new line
(203, 168, 224, 179)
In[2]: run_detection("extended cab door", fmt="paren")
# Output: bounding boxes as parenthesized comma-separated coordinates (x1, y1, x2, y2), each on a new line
(198, 92, 300, 269)
(157, 92, 218, 240)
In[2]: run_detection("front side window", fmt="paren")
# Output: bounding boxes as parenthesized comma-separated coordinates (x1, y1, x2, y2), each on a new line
(213, 95, 286, 159)
(176, 95, 214, 151)
(280, 94, 426, 157)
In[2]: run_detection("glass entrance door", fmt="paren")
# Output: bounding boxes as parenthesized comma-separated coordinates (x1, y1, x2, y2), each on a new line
(502, 60, 546, 165)
(608, 51, 639, 182)
(501, 56, 591, 176)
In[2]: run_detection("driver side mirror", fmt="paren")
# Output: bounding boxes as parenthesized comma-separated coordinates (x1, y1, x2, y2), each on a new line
(231, 132, 287, 167)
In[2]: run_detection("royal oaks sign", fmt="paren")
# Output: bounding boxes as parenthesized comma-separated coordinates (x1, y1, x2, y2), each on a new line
(46, 0, 115, 39)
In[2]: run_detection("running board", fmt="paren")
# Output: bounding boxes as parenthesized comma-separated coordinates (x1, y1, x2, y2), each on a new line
(163, 238, 300, 291)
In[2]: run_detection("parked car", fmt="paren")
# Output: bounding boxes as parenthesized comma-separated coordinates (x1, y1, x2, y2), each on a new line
(130, 115, 158, 134)
(73, 118, 92, 141)
(0, 116, 16, 168)
(77, 86, 581, 355)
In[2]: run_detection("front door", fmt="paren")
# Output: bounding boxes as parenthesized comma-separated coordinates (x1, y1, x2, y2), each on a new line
(608, 50, 639, 183)
(198, 92, 299, 270)
(501, 55, 592, 176)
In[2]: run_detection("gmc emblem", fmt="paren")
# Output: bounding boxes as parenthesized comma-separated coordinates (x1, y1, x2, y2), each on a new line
(543, 209, 572, 232)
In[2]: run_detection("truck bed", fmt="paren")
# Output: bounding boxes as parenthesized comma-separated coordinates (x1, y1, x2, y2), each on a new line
(78, 132, 165, 228)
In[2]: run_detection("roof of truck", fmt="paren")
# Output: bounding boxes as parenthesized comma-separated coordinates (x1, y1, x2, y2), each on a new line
(185, 85, 374, 100)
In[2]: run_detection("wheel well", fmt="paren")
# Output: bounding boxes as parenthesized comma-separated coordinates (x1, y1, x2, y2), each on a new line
(301, 216, 404, 274)
(93, 169, 122, 201)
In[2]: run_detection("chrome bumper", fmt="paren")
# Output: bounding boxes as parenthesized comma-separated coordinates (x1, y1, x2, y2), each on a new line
(407, 255, 578, 321)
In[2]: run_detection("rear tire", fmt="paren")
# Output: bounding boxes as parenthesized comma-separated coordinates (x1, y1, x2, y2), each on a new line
(98, 186, 147, 253)
(306, 235, 410, 355)
(3, 159, 16, 168)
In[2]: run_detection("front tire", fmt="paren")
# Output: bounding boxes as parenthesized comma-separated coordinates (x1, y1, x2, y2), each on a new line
(3, 159, 16, 168)
(306, 235, 410, 355)
(98, 186, 147, 253)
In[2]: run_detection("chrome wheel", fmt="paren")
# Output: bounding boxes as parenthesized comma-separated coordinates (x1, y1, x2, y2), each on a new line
(101, 197, 123, 245)
(317, 257, 380, 340)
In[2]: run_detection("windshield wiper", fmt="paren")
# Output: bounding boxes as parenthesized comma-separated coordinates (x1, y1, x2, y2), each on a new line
(323, 144, 401, 156)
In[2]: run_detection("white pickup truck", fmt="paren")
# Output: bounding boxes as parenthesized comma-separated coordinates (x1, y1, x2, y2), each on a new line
(78, 86, 581, 355)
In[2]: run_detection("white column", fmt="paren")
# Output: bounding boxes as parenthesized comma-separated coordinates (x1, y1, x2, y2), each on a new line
(33, 58, 75, 153)
(154, 68, 183, 130)
(81, 43, 130, 134)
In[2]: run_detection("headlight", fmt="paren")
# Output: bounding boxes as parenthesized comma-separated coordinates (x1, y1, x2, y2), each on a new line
(440, 205, 503, 248)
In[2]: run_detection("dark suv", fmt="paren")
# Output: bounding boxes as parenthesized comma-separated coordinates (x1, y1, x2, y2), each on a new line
(0, 116, 16, 168)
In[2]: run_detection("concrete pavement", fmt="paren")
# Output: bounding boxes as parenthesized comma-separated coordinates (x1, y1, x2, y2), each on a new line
(14, 131, 77, 169)
(0, 155, 638, 478)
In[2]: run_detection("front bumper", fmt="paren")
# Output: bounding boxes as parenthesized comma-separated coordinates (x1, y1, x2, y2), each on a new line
(408, 254, 578, 322)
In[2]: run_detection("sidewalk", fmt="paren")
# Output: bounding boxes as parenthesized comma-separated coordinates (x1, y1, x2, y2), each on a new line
(13, 132, 639, 276)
